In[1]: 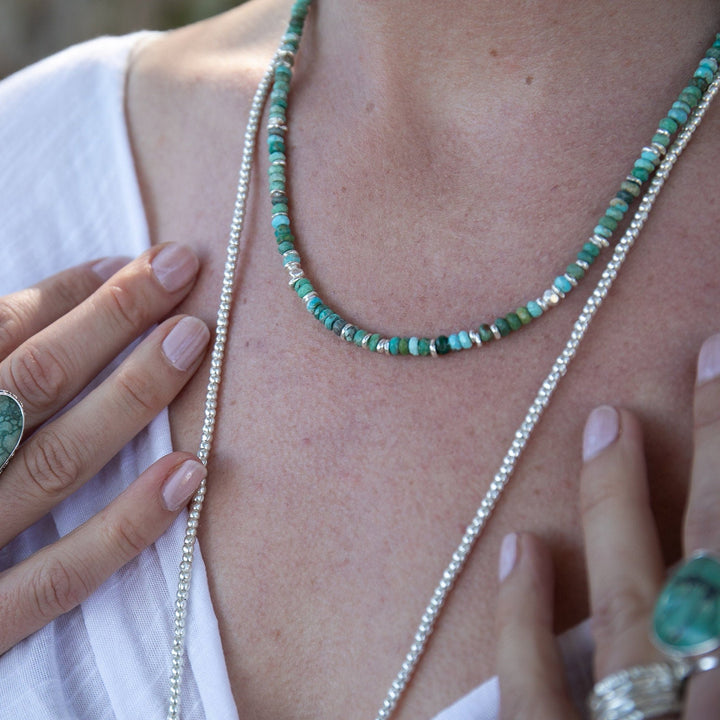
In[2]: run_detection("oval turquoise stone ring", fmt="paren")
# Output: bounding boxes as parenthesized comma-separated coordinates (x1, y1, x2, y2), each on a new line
(653, 552, 720, 658)
(0, 390, 24, 474)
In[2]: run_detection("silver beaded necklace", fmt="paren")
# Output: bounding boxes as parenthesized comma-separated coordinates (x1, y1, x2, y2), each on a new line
(165, 9, 720, 718)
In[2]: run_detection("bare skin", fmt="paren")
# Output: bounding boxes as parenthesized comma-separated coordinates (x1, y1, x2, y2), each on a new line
(122, 1, 720, 717)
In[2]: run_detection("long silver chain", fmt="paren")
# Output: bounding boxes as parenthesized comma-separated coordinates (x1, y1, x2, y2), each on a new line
(166, 21, 719, 717)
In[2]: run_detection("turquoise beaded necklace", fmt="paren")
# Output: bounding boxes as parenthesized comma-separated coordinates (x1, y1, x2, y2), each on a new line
(267, 1, 720, 357)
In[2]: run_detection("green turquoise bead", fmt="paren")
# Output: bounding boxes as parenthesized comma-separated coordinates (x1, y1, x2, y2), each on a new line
(598, 215, 618, 231)
(0, 392, 24, 471)
(652, 132, 671, 148)
(368, 334, 381, 352)
(566, 263, 585, 280)
(478, 324, 494, 342)
(495, 318, 511, 337)
(609, 198, 629, 212)
(605, 206, 625, 222)
(582, 242, 601, 258)
(435, 335, 451, 355)
(398, 337, 410, 355)
(630, 166, 650, 182)
(526, 301, 543, 318)
(620, 180, 641, 197)
(659, 116, 679, 133)
(505, 313, 522, 331)
(653, 553, 720, 656)
(516, 306, 532, 325)
(577, 250, 595, 265)
(616, 189, 636, 204)
(277, 241, 294, 253)
(634, 158, 656, 174)
(554, 275, 572, 293)
(353, 329, 367, 346)
(418, 338, 431, 356)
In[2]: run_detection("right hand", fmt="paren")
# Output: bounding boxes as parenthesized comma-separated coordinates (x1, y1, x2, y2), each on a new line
(0, 243, 210, 654)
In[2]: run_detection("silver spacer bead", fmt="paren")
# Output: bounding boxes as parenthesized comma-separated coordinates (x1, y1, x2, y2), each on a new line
(576, 259, 590, 271)
(341, 324, 356, 341)
(543, 288, 561, 306)
(490, 324, 502, 340)
(361, 333, 372, 349)
(625, 174, 643, 187)
(550, 283, 566, 299)
(468, 330, 482, 347)
(429, 339, 438, 357)
(302, 291, 318, 305)
(564, 273, 578, 288)
(590, 233, 610, 248)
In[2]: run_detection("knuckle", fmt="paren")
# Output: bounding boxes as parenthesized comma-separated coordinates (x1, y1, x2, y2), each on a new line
(21, 428, 83, 500)
(102, 282, 150, 333)
(7, 342, 70, 411)
(591, 584, 650, 643)
(114, 367, 167, 417)
(29, 555, 91, 620)
(105, 516, 154, 560)
(0, 301, 27, 357)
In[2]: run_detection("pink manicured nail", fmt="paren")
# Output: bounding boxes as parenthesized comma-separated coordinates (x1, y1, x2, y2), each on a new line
(498, 533, 518, 582)
(91, 256, 132, 281)
(162, 459, 206, 511)
(697, 334, 720, 385)
(582, 405, 619, 462)
(162, 317, 210, 371)
(151, 244, 199, 292)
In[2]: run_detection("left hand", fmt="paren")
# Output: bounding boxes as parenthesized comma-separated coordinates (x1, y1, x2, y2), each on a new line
(495, 333, 720, 719)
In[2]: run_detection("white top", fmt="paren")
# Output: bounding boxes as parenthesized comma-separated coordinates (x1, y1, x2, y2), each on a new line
(0, 34, 593, 720)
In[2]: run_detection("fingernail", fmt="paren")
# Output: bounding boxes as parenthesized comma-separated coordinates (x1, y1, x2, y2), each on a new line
(162, 459, 206, 511)
(151, 244, 199, 292)
(498, 533, 518, 582)
(697, 333, 720, 385)
(91, 256, 132, 281)
(582, 405, 619, 462)
(162, 317, 210, 371)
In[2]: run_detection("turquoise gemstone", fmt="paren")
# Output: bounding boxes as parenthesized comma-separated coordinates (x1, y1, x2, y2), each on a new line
(554, 275, 572, 293)
(408, 337, 419, 356)
(388, 336, 400, 355)
(458, 331, 472, 349)
(0, 391, 24, 472)
(448, 334, 462, 351)
(527, 300, 543, 318)
(653, 553, 720, 656)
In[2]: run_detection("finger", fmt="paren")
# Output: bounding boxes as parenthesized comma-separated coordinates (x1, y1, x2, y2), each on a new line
(0, 315, 210, 545)
(682, 333, 720, 715)
(684, 333, 720, 553)
(580, 406, 665, 677)
(0, 452, 205, 654)
(496, 533, 578, 720)
(0, 257, 129, 358)
(0, 243, 199, 428)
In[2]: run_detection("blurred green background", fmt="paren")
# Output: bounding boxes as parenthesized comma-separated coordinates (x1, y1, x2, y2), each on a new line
(0, 0, 240, 78)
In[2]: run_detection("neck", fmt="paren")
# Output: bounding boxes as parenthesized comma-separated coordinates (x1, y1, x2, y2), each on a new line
(308, 1, 718, 126)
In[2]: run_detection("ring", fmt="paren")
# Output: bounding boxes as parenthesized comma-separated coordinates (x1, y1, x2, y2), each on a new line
(0, 389, 24, 474)
(589, 552, 720, 719)
(653, 550, 720, 660)
(588, 661, 687, 720)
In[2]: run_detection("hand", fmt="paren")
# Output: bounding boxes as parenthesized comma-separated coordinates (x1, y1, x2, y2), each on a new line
(0, 243, 210, 654)
(496, 334, 720, 719)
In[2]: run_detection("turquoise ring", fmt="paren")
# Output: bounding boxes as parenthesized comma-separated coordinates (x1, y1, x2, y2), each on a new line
(653, 551, 720, 661)
(0, 390, 24, 474)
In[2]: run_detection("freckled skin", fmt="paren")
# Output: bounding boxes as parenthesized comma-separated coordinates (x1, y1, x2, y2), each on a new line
(126, 1, 720, 717)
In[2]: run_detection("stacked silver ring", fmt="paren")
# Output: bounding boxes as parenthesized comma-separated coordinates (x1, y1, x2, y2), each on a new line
(588, 660, 690, 720)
